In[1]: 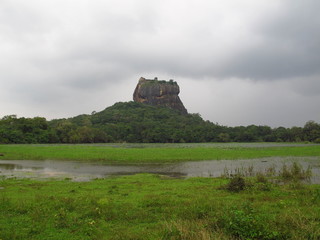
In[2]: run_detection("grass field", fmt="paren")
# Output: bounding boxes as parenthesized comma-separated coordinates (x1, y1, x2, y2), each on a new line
(1, 174, 320, 240)
(1, 143, 320, 239)
(0, 143, 319, 164)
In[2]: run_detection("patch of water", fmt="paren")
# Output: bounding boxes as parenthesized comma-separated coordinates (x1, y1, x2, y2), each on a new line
(0, 157, 319, 183)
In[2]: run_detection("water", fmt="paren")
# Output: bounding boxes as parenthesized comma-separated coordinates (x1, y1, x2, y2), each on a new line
(0, 157, 319, 183)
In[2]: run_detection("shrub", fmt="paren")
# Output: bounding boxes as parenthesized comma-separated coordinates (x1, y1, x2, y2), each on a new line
(314, 138, 320, 143)
(279, 162, 312, 182)
(256, 172, 268, 183)
(219, 204, 280, 240)
(226, 175, 246, 192)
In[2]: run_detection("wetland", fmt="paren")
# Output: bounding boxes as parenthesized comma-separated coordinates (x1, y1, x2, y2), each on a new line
(0, 157, 319, 183)
(1, 143, 320, 240)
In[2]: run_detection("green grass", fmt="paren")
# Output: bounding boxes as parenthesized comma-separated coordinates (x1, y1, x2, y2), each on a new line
(1, 143, 319, 239)
(0, 143, 319, 164)
(0, 174, 320, 240)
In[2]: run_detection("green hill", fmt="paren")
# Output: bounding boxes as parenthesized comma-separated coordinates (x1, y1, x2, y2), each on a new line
(49, 101, 220, 143)
(0, 101, 319, 143)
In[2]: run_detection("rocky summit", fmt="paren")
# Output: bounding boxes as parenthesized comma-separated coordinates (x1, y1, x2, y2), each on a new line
(133, 77, 188, 114)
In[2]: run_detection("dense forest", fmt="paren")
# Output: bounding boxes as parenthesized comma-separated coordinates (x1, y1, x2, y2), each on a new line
(0, 101, 320, 144)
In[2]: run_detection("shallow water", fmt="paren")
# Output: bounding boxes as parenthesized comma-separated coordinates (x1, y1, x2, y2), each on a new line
(0, 157, 319, 183)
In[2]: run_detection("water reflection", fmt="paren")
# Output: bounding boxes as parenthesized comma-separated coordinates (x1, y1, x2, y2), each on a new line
(0, 163, 42, 171)
(0, 163, 16, 170)
(0, 157, 319, 183)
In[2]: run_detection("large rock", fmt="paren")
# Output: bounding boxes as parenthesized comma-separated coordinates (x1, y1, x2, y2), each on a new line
(133, 77, 188, 114)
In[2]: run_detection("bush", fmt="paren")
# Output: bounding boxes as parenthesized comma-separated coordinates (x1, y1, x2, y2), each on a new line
(256, 172, 268, 183)
(219, 204, 280, 240)
(226, 175, 246, 192)
(279, 162, 312, 182)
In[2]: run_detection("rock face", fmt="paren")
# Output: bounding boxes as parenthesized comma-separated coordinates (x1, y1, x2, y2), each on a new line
(133, 77, 188, 114)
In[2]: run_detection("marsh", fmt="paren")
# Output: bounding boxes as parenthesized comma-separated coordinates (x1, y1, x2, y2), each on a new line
(1, 156, 319, 183)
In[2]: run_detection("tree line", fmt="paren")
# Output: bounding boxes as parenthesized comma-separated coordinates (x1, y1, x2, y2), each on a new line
(1, 101, 319, 144)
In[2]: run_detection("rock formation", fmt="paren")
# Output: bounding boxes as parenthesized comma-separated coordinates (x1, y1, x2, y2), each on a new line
(133, 77, 188, 114)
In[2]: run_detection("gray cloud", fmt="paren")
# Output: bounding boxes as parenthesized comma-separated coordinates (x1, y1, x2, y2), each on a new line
(289, 76, 320, 97)
(219, 1, 320, 80)
(0, 0, 319, 126)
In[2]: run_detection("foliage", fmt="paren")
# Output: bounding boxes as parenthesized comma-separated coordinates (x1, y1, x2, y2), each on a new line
(220, 161, 313, 193)
(0, 102, 319, 143)
(219, 204, 280, 240)
(143, 78, 177, 85)
(225, 175, 246, 192)
(279, 162, 312, 182)
(0, 174, 320, 240)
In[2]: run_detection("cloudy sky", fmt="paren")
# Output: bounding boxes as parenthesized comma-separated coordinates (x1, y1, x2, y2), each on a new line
(1, 0, 319, 127)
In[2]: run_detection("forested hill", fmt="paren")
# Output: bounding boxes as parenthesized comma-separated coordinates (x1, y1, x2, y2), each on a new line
(0, 101, 319, 144)
(49, 101, 216, 143)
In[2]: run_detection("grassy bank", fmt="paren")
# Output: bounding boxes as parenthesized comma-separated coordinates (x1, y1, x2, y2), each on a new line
(0, 143, 319, 164)
(0, 174, 320, 240)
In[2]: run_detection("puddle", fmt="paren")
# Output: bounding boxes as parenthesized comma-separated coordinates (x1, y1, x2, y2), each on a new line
(0, 157, 319, 183)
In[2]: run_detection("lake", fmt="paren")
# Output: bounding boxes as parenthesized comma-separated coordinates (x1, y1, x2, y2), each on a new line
(0, 157, 319, 183)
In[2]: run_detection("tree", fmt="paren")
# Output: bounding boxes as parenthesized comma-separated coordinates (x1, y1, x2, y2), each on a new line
(1, 102, 319, 144)
(218, 133, 230, 142)
(303, 121, 320, 142)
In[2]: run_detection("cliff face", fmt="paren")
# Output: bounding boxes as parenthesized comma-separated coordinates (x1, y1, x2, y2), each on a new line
(133, 77, 188, 114)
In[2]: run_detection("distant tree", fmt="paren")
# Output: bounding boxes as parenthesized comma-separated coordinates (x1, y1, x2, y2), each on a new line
(273, 127, 290, 142)
(2, 103, 319, 144)
(303, 121, 320, 142)
(54, 120, 74, 143)
(218, 133, 230, 142)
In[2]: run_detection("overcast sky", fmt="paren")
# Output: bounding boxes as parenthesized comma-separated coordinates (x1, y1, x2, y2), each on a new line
(1, 0, 319, 127)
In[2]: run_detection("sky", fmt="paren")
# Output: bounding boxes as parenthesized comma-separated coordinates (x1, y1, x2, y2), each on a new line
(1, 0, 319, 127)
